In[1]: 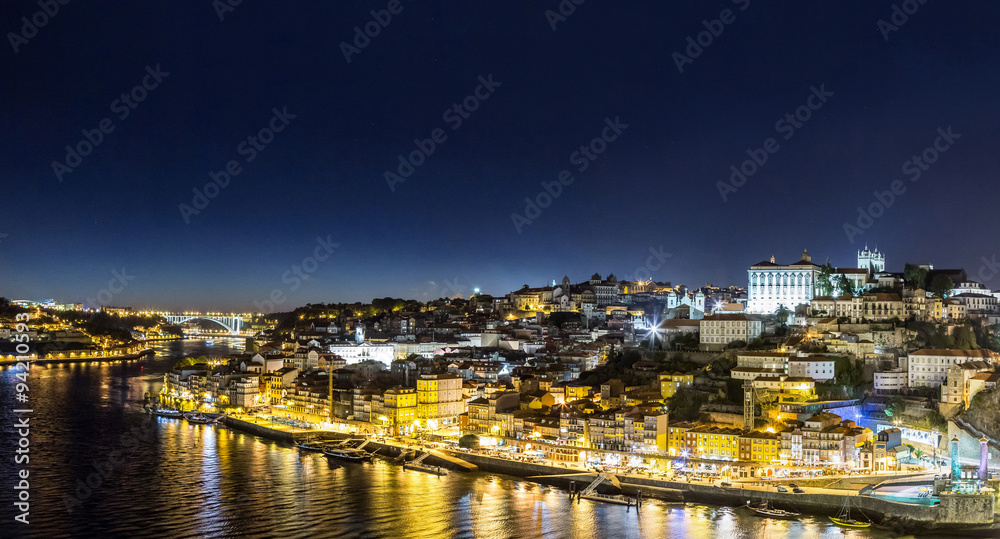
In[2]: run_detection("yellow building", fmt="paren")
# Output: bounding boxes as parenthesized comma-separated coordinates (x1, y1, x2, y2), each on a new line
(686, 425, 743, 460)
(667, 422, 693, 456)
(382, 387, 417, 435)
(659, 372, 694, 399)
(739, 431, 781, 462)
(566, 383, 594, 402)
(416, 373, 464, 428)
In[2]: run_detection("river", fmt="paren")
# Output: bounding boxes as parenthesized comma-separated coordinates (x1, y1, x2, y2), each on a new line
(1, 338, 900, 538)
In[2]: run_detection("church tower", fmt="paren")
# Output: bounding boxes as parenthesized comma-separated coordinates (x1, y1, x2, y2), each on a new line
(858, 245, 885, 273)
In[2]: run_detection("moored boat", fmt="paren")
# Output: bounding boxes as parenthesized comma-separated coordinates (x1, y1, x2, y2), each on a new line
(185, 414, 217, 424)
(745, 501, 800, 519)
(403, 462, 449, 475)
(296, 440, 329, 452)
(829, 494, 872, 528)
(148, 407, 183, 418)
(829, 516, 872, 528)
(324, 447, 373, 462)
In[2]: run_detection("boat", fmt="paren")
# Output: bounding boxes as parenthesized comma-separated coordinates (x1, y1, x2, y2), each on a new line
(403, 462, 449, 475)
(204, 340, 214, 346)
(829, 495, 872, 528)
(323, 447, 373, 462)
(148, 407, 183, 418)
(295, 440, 330, 452)
(185, 414, 217, 424)
(579, 492, 631, 505)
(745, 501, 801, 519)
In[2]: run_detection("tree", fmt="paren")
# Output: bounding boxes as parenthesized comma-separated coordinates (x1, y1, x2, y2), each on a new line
(835, 274, 855, 296)
(458, 434, 480, 449)
(904, 263, 929, 288)
(727, 339, 747, 349)
(667, 388, 709, 421)
(885, 395, 907, 417)
(775, 304, 790, 327)
(929, 274, 954, 299)
(953, 325, 979, 351)
(817, 260, 835, 296)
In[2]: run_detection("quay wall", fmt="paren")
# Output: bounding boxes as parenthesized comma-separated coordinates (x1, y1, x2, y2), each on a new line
(220, 420, 476, 471)
(213, 422, 995, 532)
(453, 451, 996, 531)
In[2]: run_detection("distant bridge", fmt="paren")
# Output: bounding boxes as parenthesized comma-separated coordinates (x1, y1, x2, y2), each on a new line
(148, 312, 251, 335)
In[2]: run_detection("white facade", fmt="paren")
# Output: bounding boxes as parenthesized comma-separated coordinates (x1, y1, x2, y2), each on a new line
(699, 314, 762, 350)
(874, 371, 908, 394)
(735, 352, 792, 372)
(328, 342, 397, 365)
(907, 349, 999, 388)
(747, 251, 820, 314)
(789, 357, 836, 382)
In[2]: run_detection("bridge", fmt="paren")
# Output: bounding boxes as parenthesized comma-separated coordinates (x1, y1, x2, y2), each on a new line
(142, 311, 253, 335)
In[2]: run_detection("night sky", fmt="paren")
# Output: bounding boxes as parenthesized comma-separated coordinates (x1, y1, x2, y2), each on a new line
(3, 1, 999, 311)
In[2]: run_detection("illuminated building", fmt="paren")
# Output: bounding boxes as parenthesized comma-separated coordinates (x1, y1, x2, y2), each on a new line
(659, 372, 695, 400)
(739, 430, 780, 462)
(907, 349, 999, 388)
(698, 314, 763, 351)
(416, 373, 464, 428)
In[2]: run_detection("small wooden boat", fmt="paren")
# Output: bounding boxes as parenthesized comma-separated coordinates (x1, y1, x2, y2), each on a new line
(295, 440, 329, 452)
(403, 462, 449, 475)
(829, 495, 872, 528)
(829, 516, 872, 528)
(324, 447, 373, 462)
(148, 407, 183, 418)
(745, 501, 800, 519)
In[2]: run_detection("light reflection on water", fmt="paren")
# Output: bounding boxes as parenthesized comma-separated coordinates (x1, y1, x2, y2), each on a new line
(1, 339, 895, 538)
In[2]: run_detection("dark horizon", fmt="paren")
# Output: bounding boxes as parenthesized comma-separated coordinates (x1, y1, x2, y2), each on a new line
(4, 2, 999, 311)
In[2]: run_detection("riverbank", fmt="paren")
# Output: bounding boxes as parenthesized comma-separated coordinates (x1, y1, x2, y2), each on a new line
(0, 348, 154, 366)
(222, 415, 478, 471)
(453, 451, 998, 533)
(217, 416, 997, 532)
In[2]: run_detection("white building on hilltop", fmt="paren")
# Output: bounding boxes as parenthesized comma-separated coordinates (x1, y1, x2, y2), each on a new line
(748, 248, 885, 314)
(747, 250, 821, 314)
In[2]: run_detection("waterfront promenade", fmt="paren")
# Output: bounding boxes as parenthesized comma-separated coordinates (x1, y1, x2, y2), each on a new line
(215, 414, 997, 532)
(0, 348, 153, 366)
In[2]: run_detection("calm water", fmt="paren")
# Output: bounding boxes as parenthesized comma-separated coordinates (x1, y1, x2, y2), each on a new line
(2, 339, 898, 538)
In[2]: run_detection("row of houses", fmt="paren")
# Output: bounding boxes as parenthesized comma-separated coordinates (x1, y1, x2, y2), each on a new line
(666, 412, 904, 471)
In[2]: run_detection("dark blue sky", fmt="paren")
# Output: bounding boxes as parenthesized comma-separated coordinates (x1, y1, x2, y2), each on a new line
(3, 1, 999, 311)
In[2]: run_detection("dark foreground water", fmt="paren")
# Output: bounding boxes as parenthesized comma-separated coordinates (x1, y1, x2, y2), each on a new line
(1, 339, 897, 538)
